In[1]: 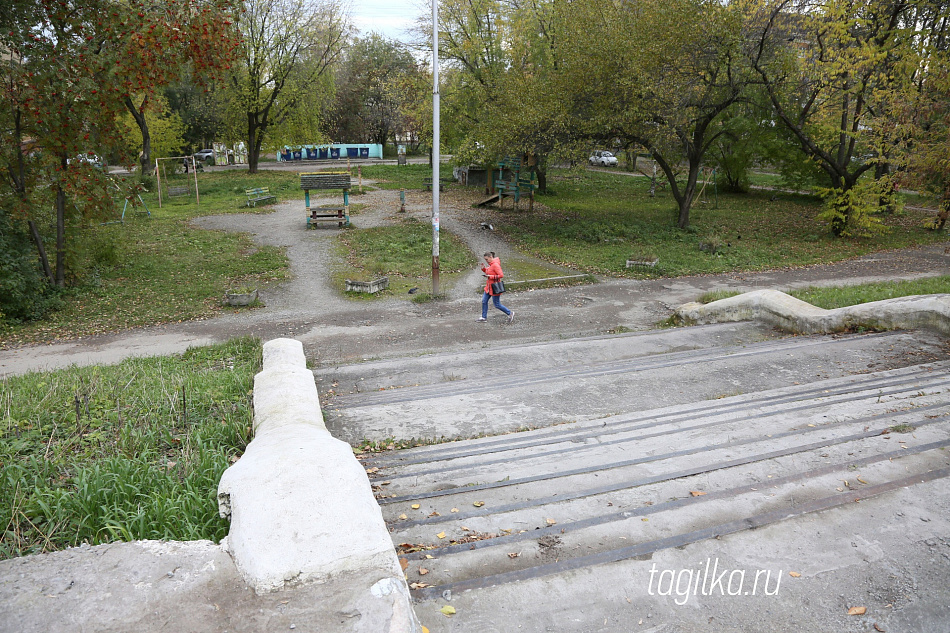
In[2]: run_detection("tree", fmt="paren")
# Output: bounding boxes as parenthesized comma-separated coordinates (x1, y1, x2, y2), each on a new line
(744, 0, 927, 236)
(327, 35, 421, 146)
(562, 0, 750, 228)
(1, 0, 238, 292)
(227, 0, 349, 172)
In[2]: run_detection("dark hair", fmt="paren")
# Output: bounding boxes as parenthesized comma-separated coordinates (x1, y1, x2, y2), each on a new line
(483, 251, 495, 258)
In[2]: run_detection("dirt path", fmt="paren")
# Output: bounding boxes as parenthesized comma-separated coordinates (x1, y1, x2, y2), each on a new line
(1, 181, 948, 377)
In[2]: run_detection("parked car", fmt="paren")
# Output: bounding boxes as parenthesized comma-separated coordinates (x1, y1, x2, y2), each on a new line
(193, 149, 215, 165)
(589, 150, 619, 167)
(67, 153, 104, 169)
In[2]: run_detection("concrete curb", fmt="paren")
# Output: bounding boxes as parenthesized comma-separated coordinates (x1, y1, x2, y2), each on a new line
(675, 290, 950, 335)
(217, 338, 421, 631)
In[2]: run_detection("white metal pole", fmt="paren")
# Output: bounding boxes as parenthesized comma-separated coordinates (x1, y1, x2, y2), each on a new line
(432, 0, 441, 296)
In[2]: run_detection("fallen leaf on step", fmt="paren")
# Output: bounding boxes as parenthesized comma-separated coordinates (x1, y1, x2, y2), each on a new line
(419, 567, 429, 575)
(690, 491, 707, 497)
(428, 511, 440, 517)
(422, 627, 430, 633)
(398, 514, 408, 520)
(411, 504, 421, 510)
(451, 508, 459, 513)
(874, 624, 886, 632)
(546, 518, 557, 525)
(789, 571, 801, 577)
(473, 501, 485, 507)
(508, 552, 520, 558)
(848, 606, 867, 616)
(425, 554, 434, 559)
(365, 467, 379, 474)
(857, 477, 868, 484)
(410, 582, 430, 589)
(436, 532, 446, 539)
(441, 605, 456, 617)
(399, 558, 408, 571)
(461, 526, 471, 531)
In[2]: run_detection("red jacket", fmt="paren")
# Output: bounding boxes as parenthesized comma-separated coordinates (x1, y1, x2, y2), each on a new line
(482, 257, 504, 295)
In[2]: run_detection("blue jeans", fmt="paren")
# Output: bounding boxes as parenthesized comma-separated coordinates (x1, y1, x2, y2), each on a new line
(482, 292, 511, 318)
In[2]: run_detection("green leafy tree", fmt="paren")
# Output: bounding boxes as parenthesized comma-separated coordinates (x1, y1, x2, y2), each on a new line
(744, 0, 932, 236)
(327, 35, 421, 146)
(563, 0, 751, 228)
(226, 0, 349, 172)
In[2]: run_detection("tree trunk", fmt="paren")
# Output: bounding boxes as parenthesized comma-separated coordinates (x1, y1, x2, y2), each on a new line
(28, 220, 54, 284)
(675, 158, 702, 229)
(125, 96, 152, 175)
(55, 184, 66, 288)
(536, 168, 547, 195)
(247, 115, 261, 174)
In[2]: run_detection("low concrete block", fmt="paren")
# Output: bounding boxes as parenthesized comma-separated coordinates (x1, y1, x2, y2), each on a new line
(676, 289, 950, 336)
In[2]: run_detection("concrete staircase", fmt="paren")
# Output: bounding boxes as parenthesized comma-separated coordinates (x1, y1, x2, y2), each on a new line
(316, 324, 950, 632)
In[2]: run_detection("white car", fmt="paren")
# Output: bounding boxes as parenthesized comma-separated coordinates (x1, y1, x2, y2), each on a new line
(589, 150, 619, 167)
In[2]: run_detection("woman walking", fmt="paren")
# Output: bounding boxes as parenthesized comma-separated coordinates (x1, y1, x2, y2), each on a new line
(478, 252, 514, 323)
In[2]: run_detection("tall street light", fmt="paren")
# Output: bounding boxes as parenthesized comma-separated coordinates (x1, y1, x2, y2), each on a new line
(431, 0, 440, 296)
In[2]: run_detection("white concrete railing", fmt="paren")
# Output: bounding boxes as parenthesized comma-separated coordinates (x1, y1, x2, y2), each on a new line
(676, 290, 950, 336)
(217, 338, 420, 632)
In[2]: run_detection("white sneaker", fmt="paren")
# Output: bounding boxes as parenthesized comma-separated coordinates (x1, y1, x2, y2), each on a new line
(507, 312, 514, 324)
(477, 317, 487, 322)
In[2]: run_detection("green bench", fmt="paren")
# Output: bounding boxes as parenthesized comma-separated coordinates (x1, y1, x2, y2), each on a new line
(245, 187, 277, 207)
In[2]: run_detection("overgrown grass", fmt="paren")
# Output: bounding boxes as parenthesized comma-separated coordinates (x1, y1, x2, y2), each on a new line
(500, 169, 947, 278)
(333, 217, 475, 297)
(789, 276, 950, 309)
(0, 337, 260, 559)
(1, 171, 293, 347)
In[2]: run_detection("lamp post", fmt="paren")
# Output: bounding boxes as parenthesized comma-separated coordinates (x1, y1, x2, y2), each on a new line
(431, 0, 440, 296)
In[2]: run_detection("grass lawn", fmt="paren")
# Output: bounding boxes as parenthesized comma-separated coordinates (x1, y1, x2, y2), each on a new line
(333, 216, 475, 298)
(0, 171, 294, 347)
(500, 168, 947, 277)
(0, 337, 259, 558)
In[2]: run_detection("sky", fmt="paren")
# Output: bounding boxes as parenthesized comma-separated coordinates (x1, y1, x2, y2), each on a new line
(350, 0, 423, 42)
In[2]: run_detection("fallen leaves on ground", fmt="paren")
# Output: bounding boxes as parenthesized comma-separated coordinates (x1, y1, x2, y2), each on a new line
(848, 606, 867, 616)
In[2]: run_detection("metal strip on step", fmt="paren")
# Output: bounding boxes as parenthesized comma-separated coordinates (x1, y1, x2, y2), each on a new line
(379, 402, 950, 506)
(411, 466, 950, 600)
(399, 439, 950, 555)
(341, 332, 908, 409)
(365, 366, 949, 468)
(375, 376, 950, 479)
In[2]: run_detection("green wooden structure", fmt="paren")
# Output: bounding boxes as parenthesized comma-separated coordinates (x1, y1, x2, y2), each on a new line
(494, 156, 536, 210)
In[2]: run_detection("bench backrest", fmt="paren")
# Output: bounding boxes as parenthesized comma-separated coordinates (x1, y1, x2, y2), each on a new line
(168, 185, 190, 197)
(300, 172, 351, 190)
(246, 187, 271, 196)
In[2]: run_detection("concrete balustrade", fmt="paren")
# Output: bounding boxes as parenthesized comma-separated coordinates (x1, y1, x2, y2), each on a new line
(217, 338, 420, 631)
(676, 290, 950, 336)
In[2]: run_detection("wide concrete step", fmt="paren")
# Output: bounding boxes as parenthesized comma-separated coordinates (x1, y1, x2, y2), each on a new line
(361, 361, 950, 606)
(319, 325, 949, 444)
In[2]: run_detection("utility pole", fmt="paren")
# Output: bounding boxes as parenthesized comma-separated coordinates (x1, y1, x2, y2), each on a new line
(431, 0, 441, 296)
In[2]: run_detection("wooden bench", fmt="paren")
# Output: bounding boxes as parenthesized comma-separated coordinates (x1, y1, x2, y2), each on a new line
(301, 172, 351, 228)
(168, 185, 190, 197)
(245, 187, 277, 207)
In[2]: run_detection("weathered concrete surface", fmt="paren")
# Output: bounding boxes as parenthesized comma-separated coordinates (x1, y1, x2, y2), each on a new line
(676, 289, 950, 335)
(217, 338, 420, 629)
(0, 540, 421, 633)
